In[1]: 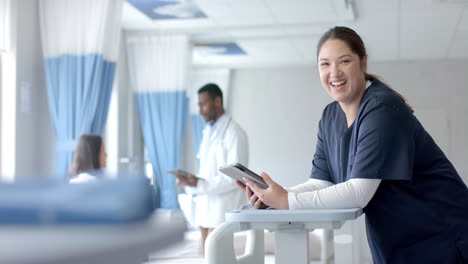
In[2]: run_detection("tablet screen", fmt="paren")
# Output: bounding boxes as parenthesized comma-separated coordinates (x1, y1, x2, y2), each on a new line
(219, 163, 268, 189)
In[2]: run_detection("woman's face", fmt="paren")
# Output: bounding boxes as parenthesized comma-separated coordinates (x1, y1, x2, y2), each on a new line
(99, 142, 107, 168)
(318, 39, 367, 107)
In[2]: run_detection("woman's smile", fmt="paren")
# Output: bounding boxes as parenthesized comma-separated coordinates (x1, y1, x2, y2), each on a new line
(330, 79, 347, 91)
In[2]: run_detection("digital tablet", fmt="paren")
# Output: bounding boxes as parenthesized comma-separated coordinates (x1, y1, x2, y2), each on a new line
(168, 169, 198, 180)
(219, 162, 268, 189)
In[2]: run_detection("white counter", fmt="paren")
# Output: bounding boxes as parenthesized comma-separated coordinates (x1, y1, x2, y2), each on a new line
(206, 208, 363, 264)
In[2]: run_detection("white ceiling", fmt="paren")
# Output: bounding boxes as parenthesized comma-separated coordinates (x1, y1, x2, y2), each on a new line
(122, 0, 468, 68)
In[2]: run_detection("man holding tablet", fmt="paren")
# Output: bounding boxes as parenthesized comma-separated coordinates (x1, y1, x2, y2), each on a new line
(175, 83, 249, 255)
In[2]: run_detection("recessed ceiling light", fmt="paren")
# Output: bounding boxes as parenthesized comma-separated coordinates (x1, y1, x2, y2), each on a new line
(127, 0, 206, 20)
(194, 43, 246, 56)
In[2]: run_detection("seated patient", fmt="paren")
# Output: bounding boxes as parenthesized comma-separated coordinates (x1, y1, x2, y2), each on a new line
(68, 134, 107, 184)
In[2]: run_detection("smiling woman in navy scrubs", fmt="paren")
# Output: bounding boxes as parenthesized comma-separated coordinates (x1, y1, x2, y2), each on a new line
(238, 26, 468, 263)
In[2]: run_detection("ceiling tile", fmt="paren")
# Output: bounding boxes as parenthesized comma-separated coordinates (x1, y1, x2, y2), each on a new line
(122, 1, 152, 28)
(224, 27, 287, 40)
(237, 39, 300, 60)
(267, 0, 340, 24)
(194, 0, 275, 26)
(347, 0, 399, 61)
(289, 37, 321, 62)
(193, 52, 251, 66)
(400, 0, 464, 59)
(122, 1, 216, 30)
(283, 24, 333, 36)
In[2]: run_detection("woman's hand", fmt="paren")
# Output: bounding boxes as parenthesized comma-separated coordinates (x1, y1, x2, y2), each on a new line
(244, 172, 289, 209)
(236, 180, 268, 209)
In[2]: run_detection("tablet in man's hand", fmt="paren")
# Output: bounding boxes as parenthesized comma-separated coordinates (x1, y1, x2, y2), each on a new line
(168, 169, 198, 180)
(219, 163, 268, 189)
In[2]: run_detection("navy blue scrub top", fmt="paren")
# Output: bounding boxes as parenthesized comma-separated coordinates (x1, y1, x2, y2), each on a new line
(310, 79, 468, 263)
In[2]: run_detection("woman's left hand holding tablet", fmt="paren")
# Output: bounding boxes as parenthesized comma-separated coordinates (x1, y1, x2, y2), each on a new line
(243, 172, 289, 209)
(236, 180, 268, 209)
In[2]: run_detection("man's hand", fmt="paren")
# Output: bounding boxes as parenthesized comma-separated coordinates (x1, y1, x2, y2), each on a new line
(185, 174, 198, 187)
(175, 173, 198, 187)
(243, 172, 289, 209)
(175, 174, 198, 187)
(175, 173, 189, 188)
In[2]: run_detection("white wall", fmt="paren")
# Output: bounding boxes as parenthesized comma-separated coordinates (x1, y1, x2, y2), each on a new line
(14, 0, 54, 177)
(371, 60, 468, 182)
(230, 67, 329, 186)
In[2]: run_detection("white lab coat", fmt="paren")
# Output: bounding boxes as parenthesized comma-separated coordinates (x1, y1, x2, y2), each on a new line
(185, 114, 249, 228)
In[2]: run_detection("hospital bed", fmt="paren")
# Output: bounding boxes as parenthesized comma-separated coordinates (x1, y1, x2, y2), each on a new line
(0, 177, 185, 264)
(0, 211, 185, 264)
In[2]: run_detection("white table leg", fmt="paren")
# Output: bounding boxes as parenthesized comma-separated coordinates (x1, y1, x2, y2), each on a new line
(206, 222, 265, 264)
(275, 228, 309, 264)
(321, 229, 334, 264)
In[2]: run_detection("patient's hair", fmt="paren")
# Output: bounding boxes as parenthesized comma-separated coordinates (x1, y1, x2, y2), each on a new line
(68, 134, 103, 176)
(198, 83, 223, 103)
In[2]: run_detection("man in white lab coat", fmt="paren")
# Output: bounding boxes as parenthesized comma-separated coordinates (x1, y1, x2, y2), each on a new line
(176, 83, 249, 255)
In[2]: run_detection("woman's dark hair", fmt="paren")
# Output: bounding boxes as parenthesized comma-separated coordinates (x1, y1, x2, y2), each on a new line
(68, 134, 103, 176)
(316, 26, 414, 113)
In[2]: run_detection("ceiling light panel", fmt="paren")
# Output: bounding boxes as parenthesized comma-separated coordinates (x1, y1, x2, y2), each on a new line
(237, 39, 301, 60)
(122, 1, 216, 30)
(127, 0, 206, 20)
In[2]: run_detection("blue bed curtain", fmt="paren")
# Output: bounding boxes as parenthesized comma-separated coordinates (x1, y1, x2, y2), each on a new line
(136, 91, 189, 209)
(39, 0, 122, 178)
(44, 54, 115, 176)
(126, 34, 191, 210)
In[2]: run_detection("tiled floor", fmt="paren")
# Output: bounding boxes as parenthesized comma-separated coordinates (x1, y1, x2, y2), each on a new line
(145, 231, 260, 264)
(147, 254, 320, 264)
(145, 230, 202, 263)
(147, 258, 205, 264)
